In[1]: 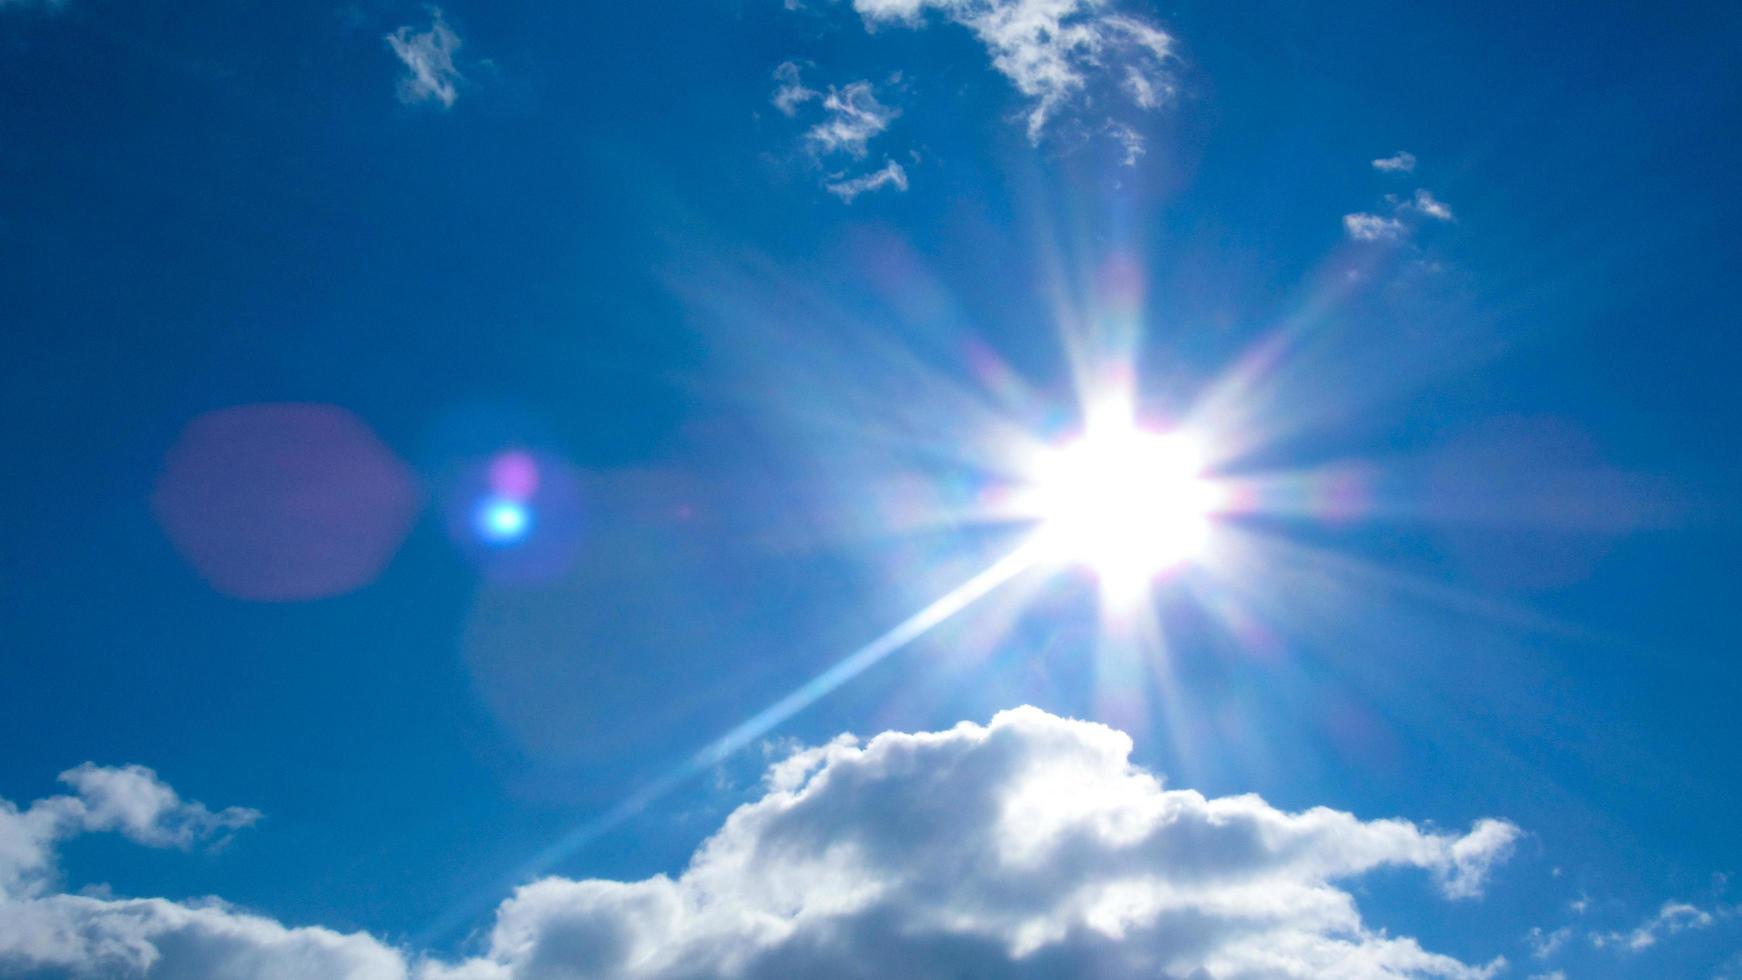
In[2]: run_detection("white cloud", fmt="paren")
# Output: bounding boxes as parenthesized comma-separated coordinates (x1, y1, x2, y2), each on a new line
(1591, 900, 1719, 952)
(0, 710, 1522, 979)
(1372, 151, 1417, 173)
(1525, 924, 1571, 959)
(1410, 189, 1454, 221)
(54, 763, 259, 852)
(439, 706, 1517, 979)
(387, 7, 463, 109)
(851, 0, 1177, 142)
(0, 895, 408, 979)
(826, 160, 910, 202)
(1106, 121, 1145, 167)
(805, 81, 900, 158)
(1344, 212, 1407, 242)
(771, 61, 819, 117)
(0, 764, 258, 899)
(0, 767, 394, 978)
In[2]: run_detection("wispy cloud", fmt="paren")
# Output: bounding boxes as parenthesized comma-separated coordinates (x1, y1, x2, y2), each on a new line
(805, 80, 900, 158)
(771, 61, 819, 116)
(1373, 150, 1417, 173)
(851, 0, 1178, 143)
(386, 7, 463, 109)
(1411, 188, 1455, 221)
(770, 65, 908, 200)
(1344, 212, 1408, 242)
(1344, 156, 1456, 243)
(1107, 120, 1146, 167)
(0, 709, 1523, 978)
(826, 159, 909, 201)
(1592, 900, 1721, 952)
(1525, 925, 1572, 959)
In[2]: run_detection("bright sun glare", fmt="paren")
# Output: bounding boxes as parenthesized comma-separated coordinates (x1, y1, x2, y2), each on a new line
(1027, 424, 1217, 594)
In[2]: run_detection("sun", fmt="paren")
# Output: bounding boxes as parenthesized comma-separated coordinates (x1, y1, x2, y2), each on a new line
(1023, 423, 1217, 596)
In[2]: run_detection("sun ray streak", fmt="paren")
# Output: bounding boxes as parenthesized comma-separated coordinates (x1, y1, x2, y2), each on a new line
(421, 538, 1045, 947)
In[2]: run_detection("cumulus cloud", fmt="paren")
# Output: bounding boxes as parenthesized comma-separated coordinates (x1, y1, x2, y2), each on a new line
(0, 766, 399, 978)
(0, 711, 1522, 978)
(805, 81, 900, 158)
(0, 764, 258, 899)
(851, 0, 1177, 142)
(826, 160, 910, 202)
(771, 61, 819, 116)
(1410, 189, 1454, 221)
(439, 706, 1517, 979)
(0, 896, 407, 979)
(1591, 900, 1719, 952)
(387, 7, 463, 109)
(1372, 151, 1416, 173)
(1344, 212, 1407, 242)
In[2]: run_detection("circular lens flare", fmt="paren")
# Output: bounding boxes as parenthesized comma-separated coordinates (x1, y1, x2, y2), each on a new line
(476, 497, 532, 544)
(1027, 425, 1216, 595)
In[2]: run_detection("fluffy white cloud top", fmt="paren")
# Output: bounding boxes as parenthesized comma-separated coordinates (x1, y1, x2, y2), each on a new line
(0, 764, 259, 899)
(437, 706, 1517, 979)
(850, 0, 1177, 142)
(1, 895, 407, 979)
(387, 7, 463, 109)
(1, 710, 1522, 979)
(0, 765, 401, 978)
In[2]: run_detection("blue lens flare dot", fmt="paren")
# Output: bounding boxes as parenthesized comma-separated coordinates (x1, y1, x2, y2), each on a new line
(476, 497, 532, 544)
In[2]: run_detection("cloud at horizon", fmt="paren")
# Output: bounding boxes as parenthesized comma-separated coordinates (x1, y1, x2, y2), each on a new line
(1, 709, 1522, 978)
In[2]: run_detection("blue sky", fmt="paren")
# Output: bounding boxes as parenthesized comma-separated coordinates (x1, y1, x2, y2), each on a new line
(1, 0, 1739, 976)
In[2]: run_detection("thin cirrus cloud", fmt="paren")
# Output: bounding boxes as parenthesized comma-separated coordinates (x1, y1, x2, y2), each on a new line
(772, 62, 908, 201)
(770, 60, 819, 117)
(1590, 900, 1726, 952)
(1373, 150, 1418, 173)
(1411, 188, 1455, 222)
(0, 708, 1523, 978)
(850, 0, 1178, 144)
(1525, 924, 1573, 960)
(805, 80, 901, 159)
(1344, 212, 1408, 242)
(826, 159, 909, 202)
(387, 7, 463, 108)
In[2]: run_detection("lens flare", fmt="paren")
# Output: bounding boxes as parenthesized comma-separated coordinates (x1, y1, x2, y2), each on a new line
(476, 497, 532, 544)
